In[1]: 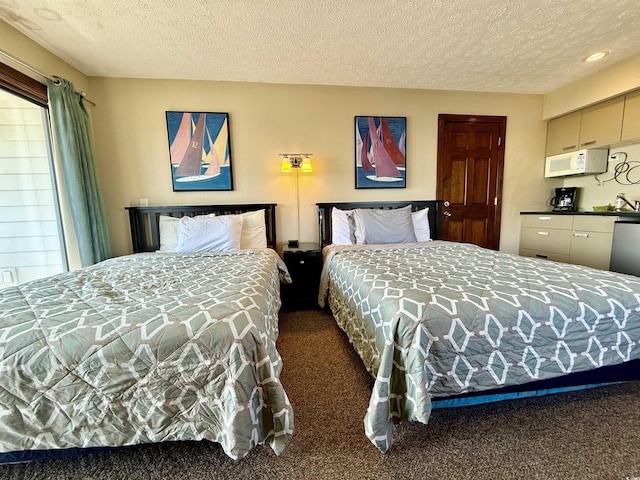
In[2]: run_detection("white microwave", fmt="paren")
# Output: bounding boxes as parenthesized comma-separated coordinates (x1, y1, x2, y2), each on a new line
(544, 148, 608, 178)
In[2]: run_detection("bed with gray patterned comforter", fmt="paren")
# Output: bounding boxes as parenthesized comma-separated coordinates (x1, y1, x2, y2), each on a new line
(0, 250, 293, 461)
(319, 241, 640, 453)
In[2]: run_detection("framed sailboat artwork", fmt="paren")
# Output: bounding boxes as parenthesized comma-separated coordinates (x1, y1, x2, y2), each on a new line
(355, 116, 406, 189)
(165, 111, 234, 191)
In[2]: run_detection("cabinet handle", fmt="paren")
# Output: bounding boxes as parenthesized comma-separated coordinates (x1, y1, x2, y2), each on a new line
(299, 260, 305, 264)
(573, 233, 589, 238)
(562, 145, 577, 150)
(535, 254, 548, 259)
(538, 216, 551, 221)
(580, 140, 596, 146)
(537, 231, 550, 236)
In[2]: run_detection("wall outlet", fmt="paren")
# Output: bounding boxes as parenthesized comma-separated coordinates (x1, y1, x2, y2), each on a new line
(139, 198, 149, 206)
(0, 268, 17, 286)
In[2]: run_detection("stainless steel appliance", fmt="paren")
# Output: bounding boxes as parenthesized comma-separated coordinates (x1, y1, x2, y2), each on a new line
(550, 187, 578, 212)
(610, 221, 640, 276)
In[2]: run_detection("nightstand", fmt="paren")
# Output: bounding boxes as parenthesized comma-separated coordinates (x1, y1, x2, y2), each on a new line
(280, 242, 322, 311)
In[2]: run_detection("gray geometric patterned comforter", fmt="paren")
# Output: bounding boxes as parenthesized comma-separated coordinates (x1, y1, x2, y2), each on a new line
(0, 250, 293, 460)
(319, 241, 640, 453)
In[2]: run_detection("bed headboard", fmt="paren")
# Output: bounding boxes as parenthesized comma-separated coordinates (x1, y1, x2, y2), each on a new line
(316, 200, 442, 248)
(125, 204, 277, 253)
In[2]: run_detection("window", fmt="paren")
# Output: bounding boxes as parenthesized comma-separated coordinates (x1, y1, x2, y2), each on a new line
(0, 62, 67, 286)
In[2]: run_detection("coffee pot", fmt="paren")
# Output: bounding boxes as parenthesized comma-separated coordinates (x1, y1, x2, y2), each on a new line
(550, 187, 577, 212)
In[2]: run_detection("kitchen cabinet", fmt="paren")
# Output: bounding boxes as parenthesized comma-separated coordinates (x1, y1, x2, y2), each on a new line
(545, 95, 628, 156)
(519, 214, 572, 263)
(621, 89, 640, 142)
(568, 216, 615, 270)
(545, 111, 581, 157)
(519, 214, 616, 270)
(578, 97, 624, 149)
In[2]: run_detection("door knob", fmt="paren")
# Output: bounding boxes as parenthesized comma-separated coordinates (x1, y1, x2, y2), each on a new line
(443, 201, 450, 207)
(443, 211, 452, 217)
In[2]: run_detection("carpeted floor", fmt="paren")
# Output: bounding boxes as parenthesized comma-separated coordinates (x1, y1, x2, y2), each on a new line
(2, 309, 640, 479)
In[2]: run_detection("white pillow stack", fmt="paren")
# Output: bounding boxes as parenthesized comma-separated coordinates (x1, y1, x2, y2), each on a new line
(157, 209, 268, 253)
(331, 205, 431, 245)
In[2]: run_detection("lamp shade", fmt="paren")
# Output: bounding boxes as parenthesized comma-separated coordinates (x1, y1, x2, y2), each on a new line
(280, 158, 292, 172)
(301, 158, 312, 173)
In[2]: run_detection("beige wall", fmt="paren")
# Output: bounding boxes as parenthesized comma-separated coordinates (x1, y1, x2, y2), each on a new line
(88, 77, 549, 256)
(543, 54, 640, 119)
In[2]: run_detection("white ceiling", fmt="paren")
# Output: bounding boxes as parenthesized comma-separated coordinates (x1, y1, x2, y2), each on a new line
(3, 0, 640, 94)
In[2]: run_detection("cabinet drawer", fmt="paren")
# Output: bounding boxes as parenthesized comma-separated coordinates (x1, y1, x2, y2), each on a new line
(520, 227, 572, 255)
(519, 248, 570, 263)
(284, 251, 322, 281)
(572, 215, 616, 233)
(521, 214, 572, 230)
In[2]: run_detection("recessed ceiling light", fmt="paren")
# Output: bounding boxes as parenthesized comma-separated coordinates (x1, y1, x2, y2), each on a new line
(584, 50, 611, 62)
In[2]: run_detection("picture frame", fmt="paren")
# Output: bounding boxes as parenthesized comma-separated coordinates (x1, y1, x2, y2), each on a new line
(355, 116, 406, 189)
(165, 111, 234, 191)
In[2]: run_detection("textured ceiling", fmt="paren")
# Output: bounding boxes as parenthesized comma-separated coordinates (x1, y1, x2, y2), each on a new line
(2, 0, 640, 94)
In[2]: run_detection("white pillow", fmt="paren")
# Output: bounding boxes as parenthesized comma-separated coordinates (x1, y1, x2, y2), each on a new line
(214, 209, 267, 249)
(158, 214, 215, 252)
(332, 207, 354, 245)
(158, 215, 180, 252)
(238, 209, 267, 249)
(352, 205, 417, 244)
(175, 215, 243, 253)
(411, 207, 431, 242)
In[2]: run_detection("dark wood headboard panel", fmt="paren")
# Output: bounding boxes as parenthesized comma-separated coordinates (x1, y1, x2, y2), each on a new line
(125, 204, 277, 253)
(316, 201, 442, 248)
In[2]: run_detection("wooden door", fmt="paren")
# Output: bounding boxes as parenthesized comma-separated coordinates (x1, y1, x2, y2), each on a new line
(436, 114, 506, 250)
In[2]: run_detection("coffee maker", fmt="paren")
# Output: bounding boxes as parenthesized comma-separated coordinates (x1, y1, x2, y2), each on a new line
(550, 187, 578, 212)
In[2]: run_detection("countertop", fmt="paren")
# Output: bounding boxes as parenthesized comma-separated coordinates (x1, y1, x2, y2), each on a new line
(520, 210, 640, 218)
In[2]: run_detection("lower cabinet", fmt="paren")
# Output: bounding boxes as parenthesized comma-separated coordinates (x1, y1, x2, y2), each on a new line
(519, 214, 572, 263)
(568, 216, 615, 270)
(519, 214, 615, 270)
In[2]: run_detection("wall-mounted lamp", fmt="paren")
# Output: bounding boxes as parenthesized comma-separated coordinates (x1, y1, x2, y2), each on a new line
(280, 153, 313, 173)
(280, 153, 313, 247)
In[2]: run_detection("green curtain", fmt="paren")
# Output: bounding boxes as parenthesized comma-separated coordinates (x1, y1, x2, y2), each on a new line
(47, 77, 112, 266)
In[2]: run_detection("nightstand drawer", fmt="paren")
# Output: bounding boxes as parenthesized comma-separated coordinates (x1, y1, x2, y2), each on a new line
(280, 242, 322, 310)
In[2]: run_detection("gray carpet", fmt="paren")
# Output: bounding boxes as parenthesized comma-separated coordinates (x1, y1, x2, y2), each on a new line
(2, 309, 639, 479)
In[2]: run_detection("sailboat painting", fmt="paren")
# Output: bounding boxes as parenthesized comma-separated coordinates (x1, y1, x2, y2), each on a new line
(165, 111, 234, 191)
(355, 116, 406, 189)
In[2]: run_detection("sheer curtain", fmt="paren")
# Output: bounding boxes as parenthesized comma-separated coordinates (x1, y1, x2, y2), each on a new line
(47, 77, 111, 266)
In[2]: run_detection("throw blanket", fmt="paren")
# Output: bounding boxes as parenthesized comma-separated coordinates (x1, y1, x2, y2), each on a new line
(0, 250, 292, 460)
(320, 242, 640, 452)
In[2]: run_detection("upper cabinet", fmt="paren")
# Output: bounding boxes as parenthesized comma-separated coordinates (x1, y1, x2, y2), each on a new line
(578, 97, 624, 149)
(545, 94, 634, 156)
(545, 111, 581, 156)
(621, 90, 640, 142)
